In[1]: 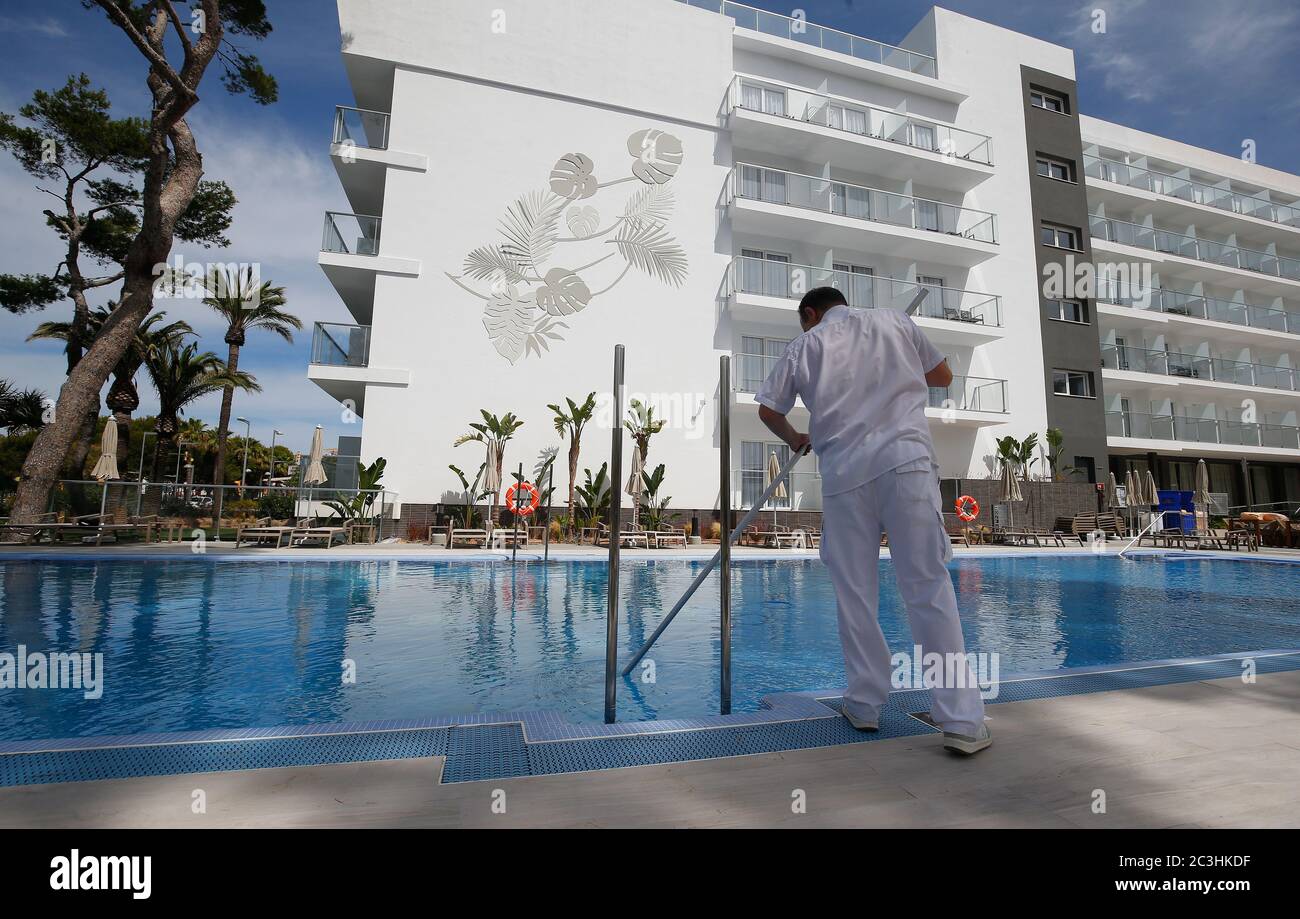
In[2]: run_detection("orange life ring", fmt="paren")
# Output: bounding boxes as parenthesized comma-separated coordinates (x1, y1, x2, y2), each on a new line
(955, 495, 980, 521)
(505, 481, 540, 517)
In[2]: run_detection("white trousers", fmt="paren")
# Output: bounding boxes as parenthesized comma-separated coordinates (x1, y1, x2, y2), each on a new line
(819, 458, 985, 735)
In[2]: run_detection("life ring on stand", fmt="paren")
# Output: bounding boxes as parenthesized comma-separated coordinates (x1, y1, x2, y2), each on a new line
(955, 495, 980, 522)
(505, 481, 540, 517)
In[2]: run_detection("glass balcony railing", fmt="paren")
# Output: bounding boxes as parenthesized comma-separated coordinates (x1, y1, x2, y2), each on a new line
(678, 1, 937, 77)
(332, 105, 390, 150)
(1089, 214, 1300, 281)
(928, 375, 1008, 413)
(1101, 344, 1298, 393)
(311, 322, 371, 368)
(728, 256, 1002, 326)
(1106, 411, 1300, 450)
(733, 469, 823, 511)
(731, 77, 990, 164)
(1083, 154, 1300, 230)
(1096, 280, 1300, 334)
(321, 212, 381, 256)
(733, 164, 998, 243)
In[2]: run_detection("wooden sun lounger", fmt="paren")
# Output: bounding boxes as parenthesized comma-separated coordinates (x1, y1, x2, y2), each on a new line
(449, 528, 489, 547)
(487, 528, 528, 548)
(651, 530, 687, 548)
(291, 525, 348, 547)
(236, 525, 296, 548)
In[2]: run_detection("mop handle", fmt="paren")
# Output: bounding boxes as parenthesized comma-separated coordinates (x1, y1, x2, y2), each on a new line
(620, 445, 809, 677)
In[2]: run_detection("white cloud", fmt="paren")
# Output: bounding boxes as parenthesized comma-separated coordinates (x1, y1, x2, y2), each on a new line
(0, 17, 68, 39)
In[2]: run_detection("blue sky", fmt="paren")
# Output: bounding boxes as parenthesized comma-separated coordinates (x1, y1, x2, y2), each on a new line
(1, 0, 1297, 457)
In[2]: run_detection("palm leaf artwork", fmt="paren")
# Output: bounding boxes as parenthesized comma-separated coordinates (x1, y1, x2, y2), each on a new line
(498, 190, 564, 270)
(610, 220, 688, 287)
(462, 245, 529, 285)
(449, 128, 689, 363)
(621, 184, 674, 226)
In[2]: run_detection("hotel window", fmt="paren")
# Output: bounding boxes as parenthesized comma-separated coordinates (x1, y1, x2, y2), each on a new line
(740, 165, 786, 205)
(740, 82, 786, 117)
(739, 249, 791, 298)
(832, 262, 875, 308)
(741, 441, 792, 508)
(1035, 154, 1075, 182)
(1053, 369, 1094, 397)
(826, 103, 868, 135)
(830, 182, 870, 219)
(740, 336, 791, 392)
(1040, 222, 1080, 250)
(1030, 87, 1068, 114)
(1074, 456, 1096, 482)
(1046, 299, 1088, 323)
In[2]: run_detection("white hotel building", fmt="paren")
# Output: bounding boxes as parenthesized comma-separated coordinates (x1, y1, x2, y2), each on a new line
(308, 0, 1300, 523)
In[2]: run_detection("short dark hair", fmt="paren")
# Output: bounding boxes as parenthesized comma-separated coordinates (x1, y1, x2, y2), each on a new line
(798, 286, 847, 320)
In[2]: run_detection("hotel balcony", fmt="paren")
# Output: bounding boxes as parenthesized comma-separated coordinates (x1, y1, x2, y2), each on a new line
(731, 469, 824, 513)
(1089, 214, 1300, 296)
(307, 321, 409, 418)
(726, 256, 1004, 347)
(729, 165, 998, 268)
(318, 212, 420, 324)
(732, 353, 1007, 426)
(329, 105, 428, 215)
(1083, 153, 1300, 238)
(1096, 283, 1300, 347)
(678, 2, 963, 102)
(1106, 410, 1300, 459)
(729, 77, 993, 191)
(1101, 344, 1299, 398)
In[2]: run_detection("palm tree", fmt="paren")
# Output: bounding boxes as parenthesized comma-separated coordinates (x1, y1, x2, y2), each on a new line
(453, 410, 523, 526)
(143, 341, 259, 491)
(548, 392, 596, 535)
(0, 380, 49, 434)
(30, 306, 191, 472)
(624, 398, 665, 465)
(201, 270, 300, 519)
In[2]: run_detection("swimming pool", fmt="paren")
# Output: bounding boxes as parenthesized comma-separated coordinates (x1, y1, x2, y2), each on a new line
(0, 554, 1297, 742)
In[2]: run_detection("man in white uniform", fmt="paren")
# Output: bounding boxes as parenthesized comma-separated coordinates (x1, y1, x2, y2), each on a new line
(755, 287, 990, 755)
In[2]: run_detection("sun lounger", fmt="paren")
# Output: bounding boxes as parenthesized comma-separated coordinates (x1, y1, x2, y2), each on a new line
(290, 523, 349, 547)
(487, 528, 528, 548)
(236, 518, 297, 548)
(449, 528, 489, 547)
(652, 529, 687, 548)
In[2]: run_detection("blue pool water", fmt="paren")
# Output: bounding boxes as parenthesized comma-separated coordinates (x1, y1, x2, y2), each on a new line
(0, 555, 1297, 742)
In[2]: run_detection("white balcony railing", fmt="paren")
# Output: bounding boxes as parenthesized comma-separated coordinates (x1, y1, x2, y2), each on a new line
(1084, 154, 1300, 231)
(1090, 214, 1300, 281)
(1096, 280, 1300, 335)
(731, 77, 991, 164)
(728, 256, 1002, 326)
(1107, 411, 1300, 450)
(321, 212, 381, 256)
(1101, 344, 1297, 393)
(311, 322, 371, 368)
(732, 164, 998, 243)
(678, 1, 937, 78)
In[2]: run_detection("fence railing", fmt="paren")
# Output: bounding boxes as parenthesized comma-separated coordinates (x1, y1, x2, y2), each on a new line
(929, 375, 1009, 413)
(321, 212, 381, 256)
(678, 1, 937, 77)
(1106, 411, 1300, 450)
(730, 76, 990, 163)
(332, 105, 390, 150)
(728, 257, 1002, 325)
(733, 469, 823, 511)
(1101, 344, 1297, 392)
(1090, 214, 1300, 281)
(733, 164, 997, 243)
(1083, 154, 1300, 230)
(311, 322, 371, 367)
(1096, 280, 1300, 334)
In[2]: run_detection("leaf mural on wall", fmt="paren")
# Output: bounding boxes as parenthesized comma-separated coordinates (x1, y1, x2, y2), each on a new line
(498, 189, 564, 269)
(447, 128, 688, 363)
(482, 286, 535, 364)
(535, 267, 592, 316)
(610, 220, 688, 287)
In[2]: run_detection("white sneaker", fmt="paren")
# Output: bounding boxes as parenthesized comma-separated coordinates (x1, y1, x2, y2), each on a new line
(841, 705, 878, 732)
(942, 723, 992, 755)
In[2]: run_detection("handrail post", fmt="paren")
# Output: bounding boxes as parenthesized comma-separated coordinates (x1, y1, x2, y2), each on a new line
(604, 344, 625, 724)
(719, 355, 733, 715)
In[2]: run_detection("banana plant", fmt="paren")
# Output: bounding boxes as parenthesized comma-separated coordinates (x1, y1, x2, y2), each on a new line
(574, 462, 611, 531)
(448, 462, 492, 528)
(639, 463, 672, 531)
(324, 457, 387, 524)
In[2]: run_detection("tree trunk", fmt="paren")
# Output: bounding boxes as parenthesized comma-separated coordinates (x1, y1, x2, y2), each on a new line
(9, 107, 208, 525)
(64, 407, 99, 479)
(210, 341, 240, 524)
(566, 437, 580, 535)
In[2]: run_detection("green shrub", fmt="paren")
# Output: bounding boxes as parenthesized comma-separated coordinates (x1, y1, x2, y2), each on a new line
(257, 491, 296, 520)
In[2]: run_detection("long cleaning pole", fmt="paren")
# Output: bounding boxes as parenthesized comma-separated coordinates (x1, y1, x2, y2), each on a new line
(604, 344, 625, 723)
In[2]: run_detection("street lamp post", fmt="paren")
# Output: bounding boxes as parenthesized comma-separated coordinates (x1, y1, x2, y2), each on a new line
(236, 417, 251, 490)
(269, 429, 284, 485)
(135, 431, 155, 516)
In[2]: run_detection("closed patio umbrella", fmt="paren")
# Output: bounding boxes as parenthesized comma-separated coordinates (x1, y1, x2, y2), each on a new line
(625, 446, 645, 529)
(483, 440, 502, 526)
(999, 459, 1022, 529)
(1193, 458, 1212, 533)
(766, 450, 787, 529)
(303, 425, 327, 516)
(1144, 468, 1161, 532)
(91, 419, 120, 523)
(1124, 468, 1139, 533)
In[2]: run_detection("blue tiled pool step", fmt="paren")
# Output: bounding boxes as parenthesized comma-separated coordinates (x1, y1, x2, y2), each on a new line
(2, 650, 1297, 788)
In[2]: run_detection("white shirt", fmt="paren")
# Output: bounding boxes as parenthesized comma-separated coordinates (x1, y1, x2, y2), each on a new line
(754, 305, 945, 497)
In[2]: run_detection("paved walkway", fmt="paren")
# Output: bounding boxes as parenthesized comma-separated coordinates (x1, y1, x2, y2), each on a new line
(3, 670, 1296, 828)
